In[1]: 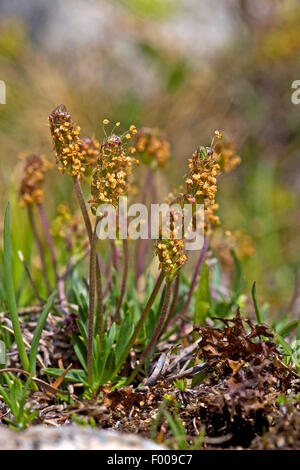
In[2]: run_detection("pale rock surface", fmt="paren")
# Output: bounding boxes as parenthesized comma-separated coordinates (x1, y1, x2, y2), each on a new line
(0, 425, 166, 450)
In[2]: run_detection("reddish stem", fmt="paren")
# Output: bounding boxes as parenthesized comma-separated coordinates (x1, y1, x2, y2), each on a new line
(87, 224, 97, 385)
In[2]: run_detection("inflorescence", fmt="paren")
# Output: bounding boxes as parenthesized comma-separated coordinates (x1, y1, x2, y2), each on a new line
(19, 154, 52, 207)
(135, 127, 170, 168)
(90, 130, 139, 209)
(48, 104, 85, 178)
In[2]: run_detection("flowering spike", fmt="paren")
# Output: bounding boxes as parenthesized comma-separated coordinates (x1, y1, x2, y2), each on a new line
(154, 207, 187, 282)
(90, 132, 138, 209)
(185, 146, 220, 230)
(155, 238, 186, 282)
(135, 127, 170, 168)
(19, 154, 52, 207)
(48, 104, 85, 178)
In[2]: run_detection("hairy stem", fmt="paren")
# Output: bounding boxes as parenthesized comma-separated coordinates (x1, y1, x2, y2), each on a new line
(96, 262, 103, 345)
(95, 216, 103, 345)
(73, 176, 93, 241)
(87, 224, 97, 385)
(109, 239, 120, 273)
(113, 238, 129, 323)
(27, 206, 51, 294)
(127, 280, 172, 384)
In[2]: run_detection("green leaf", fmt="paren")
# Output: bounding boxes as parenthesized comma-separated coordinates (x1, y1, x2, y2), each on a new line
(275, 333, 294, 356)
(29, 292, 55, 375)
(0, 262, 7, 306)
(277, 320, 298, 338)
(43, 368, 88, 385)
(115, 314, 134, 366)
(191, 367, 209, 387)
(194, 261, 210, 325)
(92, 335, 103, 384)
(164, 410, 187, 450)
(101, 351, 116, 383)
(72, 333, 88, 373)
(231, 249, 243, 295)
(98, 323, 117, 382)
(105, 323, 117, 358)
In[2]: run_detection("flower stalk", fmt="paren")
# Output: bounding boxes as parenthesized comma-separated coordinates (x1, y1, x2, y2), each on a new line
(87, 223, 98, 385)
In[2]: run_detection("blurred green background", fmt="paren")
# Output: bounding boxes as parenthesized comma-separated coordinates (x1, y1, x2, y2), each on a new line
(0, 0, 299, 312)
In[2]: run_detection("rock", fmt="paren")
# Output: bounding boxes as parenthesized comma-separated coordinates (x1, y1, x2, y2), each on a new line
(0, 425, 166, 450)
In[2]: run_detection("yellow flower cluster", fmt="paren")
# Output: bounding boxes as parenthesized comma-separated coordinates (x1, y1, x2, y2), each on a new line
(135, 127, 170, 168)
(90, 133, 139, 209)
(155, 238, 187, 282)
(48, 104, 85, 178)
(79, 137, 100, 174)
(185, 146, 220, 229)
(213, 139, 241, 173)
(154, 205, 187, 281)
(19, 154, 52, 207)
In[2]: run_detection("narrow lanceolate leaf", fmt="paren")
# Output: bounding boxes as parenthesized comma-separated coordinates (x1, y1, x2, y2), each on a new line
(275, 333, 294, 358)
(52, 363, 73, 389)
(252, 281, 263, 324)
(194, 261, 210, 325)
(42, 368, 88, 385)
(231, 249, 243, 295)
(29, 292, 56, 375)
(3, 203, 29, 370)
